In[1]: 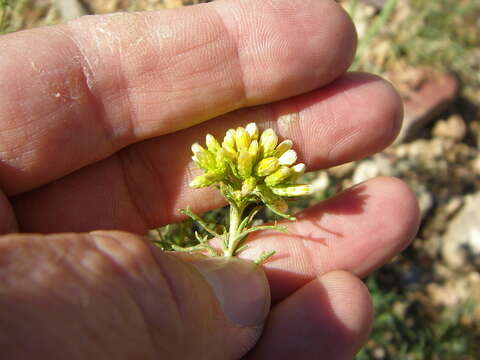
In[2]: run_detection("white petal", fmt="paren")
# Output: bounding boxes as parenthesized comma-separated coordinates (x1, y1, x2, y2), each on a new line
(278, 149, 297, 166)
(245, 122, 259, 140)
(191, 142, 203, 154)
(292, 163, 306, 174)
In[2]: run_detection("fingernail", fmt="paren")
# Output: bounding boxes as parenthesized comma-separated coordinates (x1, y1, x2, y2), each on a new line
(190, 257, 270, 327)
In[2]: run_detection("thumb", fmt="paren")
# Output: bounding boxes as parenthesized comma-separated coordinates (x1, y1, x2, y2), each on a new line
(88, 231, 271, 359)
(0, 231, 270, 360)
(158, 253, 271, 359)
(94, 231, 271, 359)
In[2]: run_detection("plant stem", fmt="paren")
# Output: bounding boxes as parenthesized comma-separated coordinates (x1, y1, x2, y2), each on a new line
(225, 201, 245, 257)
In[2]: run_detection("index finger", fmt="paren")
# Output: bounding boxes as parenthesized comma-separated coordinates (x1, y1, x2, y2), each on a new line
(0, 0, 356, 195)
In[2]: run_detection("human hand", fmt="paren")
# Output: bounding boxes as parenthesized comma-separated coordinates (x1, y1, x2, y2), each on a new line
(0, 0, 419, 358)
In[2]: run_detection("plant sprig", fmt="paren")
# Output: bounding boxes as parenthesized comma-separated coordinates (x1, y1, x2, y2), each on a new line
(155, 123, 312, 265)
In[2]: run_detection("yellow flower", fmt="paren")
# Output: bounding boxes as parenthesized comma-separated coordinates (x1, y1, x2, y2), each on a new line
(189, 123, 311, 216)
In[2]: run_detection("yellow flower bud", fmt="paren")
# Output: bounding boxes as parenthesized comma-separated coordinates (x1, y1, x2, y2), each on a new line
(292, 163, 306, 173)
(265, 166, 293, 187)
(222, 145, 238, 159)
(218, 148, 236, 162)
(271, 185, 313, 197)
(237, 150, 254, 179)
(215, 150, 228, 174)
(205, 134, 221, 153)
(194, 149, 216, 170)
(273, 139, 293, 157)
(278, 149, 297, 166)
(248, 140, 259, 161)
(191, 142, 204, 155)
(235, 127, 251, 151)
(259, 128, 278, 156)
(222, 129, 236, 149)
(255, 157, 280, 177)
(245, 122, 259, 140)
(241, 177, 257, 196)
(189, 171, 222, 188)
(289, 163, 306, 182)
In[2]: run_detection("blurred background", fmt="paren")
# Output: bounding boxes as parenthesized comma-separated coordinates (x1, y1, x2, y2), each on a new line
(1, 0, 479, 358)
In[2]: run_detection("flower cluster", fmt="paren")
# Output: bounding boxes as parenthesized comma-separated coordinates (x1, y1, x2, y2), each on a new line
(190, 123, 312, 217)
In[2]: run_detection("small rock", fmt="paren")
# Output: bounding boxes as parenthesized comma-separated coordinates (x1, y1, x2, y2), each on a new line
(327, 162, 356, 178)
(417, 187, 434, 219)
(372, 347, 386, 359)
(311, 171, 330, 193)
(426, 272, 480, 320)
(441, 192, 480, 270)
(432, 114, 467, 141)
(352, 160, 380, 185)
(163, 0, 184, 8)
(444, 196, 464, 218)
(401, 139, 430, 159)
(472, 156, 480, 176)
(55, 0, 89, 20)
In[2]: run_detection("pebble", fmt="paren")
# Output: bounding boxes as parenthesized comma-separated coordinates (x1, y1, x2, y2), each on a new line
(441, 192, 480, 270)
(432, 114, 467, 141)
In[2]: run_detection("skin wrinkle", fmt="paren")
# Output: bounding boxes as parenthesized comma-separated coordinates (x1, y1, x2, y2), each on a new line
(116, 148, 157, 230)
(210, 3, 248, 108)
(290, 219, 335, 278)
(134, 145, 173, 228)
(82, 235, 158, 360)
(145, 251, 196, 356)
(64, 22, 134, 156)
(88, 232, 173, 358)
(212, 3, 253, 109)
(0, 235, 135, 358)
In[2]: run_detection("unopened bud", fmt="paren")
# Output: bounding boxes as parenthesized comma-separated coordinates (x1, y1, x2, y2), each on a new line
(273, 140, 293, 157)
(194, 149, 216, 170)
(215, 151, 228, 174)
(206, 134, 221, 153)
(255, 157, 279, 177)
(241, 177, 257, 196)
(189, 171, 222, 188)
(278, 149, 297, 166)
(259, 128, 278, 156)
(235, 127, 251, 151)
(265, 166, 293, 187)
(248, 140, 259, 161)
(218, 148, 236, 162)
(245, 122, 259, 140)
(238, 150, 254, 179)
(191, 142, 204, 155)
(271, 185, 313, 197)
(289, 163, 306, 182)
(223, 129, 237, 149)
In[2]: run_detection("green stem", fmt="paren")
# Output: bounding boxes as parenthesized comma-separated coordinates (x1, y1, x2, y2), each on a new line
(225, 201, 245, 257)
(181, 207, 221, 238)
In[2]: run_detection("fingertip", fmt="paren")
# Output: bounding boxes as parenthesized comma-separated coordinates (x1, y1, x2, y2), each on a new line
(367, 176, 421, 253)
(319, 270, 373, 353)
(248, 270, 373, 359)
(361, 74, 404, 147)
(321, 73, 404, 162)
(213, 0, 358, 101)
(306, 0, 358, 86)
